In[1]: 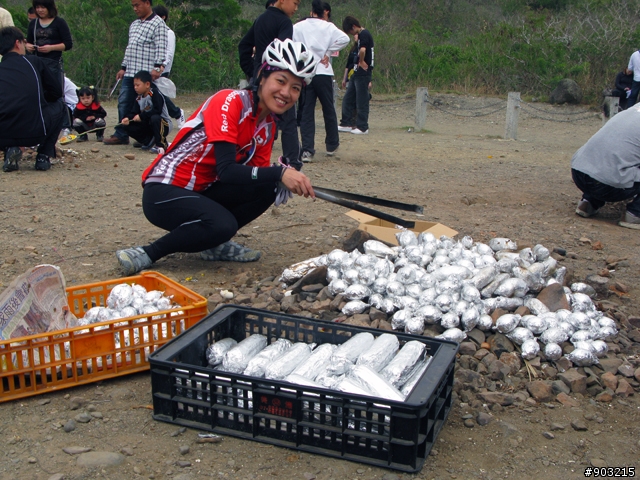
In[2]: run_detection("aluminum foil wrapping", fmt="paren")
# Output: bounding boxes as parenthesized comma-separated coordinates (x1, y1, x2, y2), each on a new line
(419, 287, 438, 305)
(554, 265, 567, 285)
(461, 306, 479, 331)
(327, 332, 375, 376)
(284, 373, 323, 388)
(434, 294, 453, 312)
(356, 333, 399, 372)
(347, 364, 405, 402)
(558, 321, 575, 337)
(156, 297, 173, 310)
(108, 284, 134, 311)
(371, 277, 389, 295)
(243, 338, 292, 377)
(571, 292, 595, 312)
(591, 340, 608, 357)
(343, 268, 359, 285)
(572, 340, 595, 353)
(379, 298, 396, 315)
(533, 244, 550, 262)
(207, 338, 238, 366)
(145, 290, 164, 304)
(335, 376, 374, 397)
(405, 284, 423, 299)
(433, 265, 472, 281)
(461, 285, 481, 303)
(344, 284, 371, 301)
(396, 266, 417, 284)
(544, 342, 562, 361)
(470, 265, 498, 290)
(396, 230, 418, 247)
(570, 330, 594, 343)
(264, 342, 314, 380)
(363, 240, 395, 258)
(481, 273, 511, 298)
(120, 306, 138, 318)
(567, 312, 590, 330)
(567, 348, 599, 366)
(405, 316, 425, 335)
(328, 279, 348, 296)
(342, 300, 369, 316)
(436, 279, 460, 295)
(520, 315, 545, 335)
(391, 309, 411, 330)
(440, 312, 460, 329)
(598, 317, 617, 329)
(519, 248, 535, 265)
(597, 326, 618, 340)
(396, 295, 418, 310)
(524, 298, 550, 316)
(417, 231, 436, 245)
(291, 343, 336, 380)
(355, 253, 378, 269)
(477, 314, 494, 331)
(387, 281, 406, 297)
(539, 328, 569, 345)
(460, 235, 474, 249)
(369, 293, 384, 310)
(357, 268, 376, 286)
(374, 258, 394, 278)
(496, 314, 520, 334)
(418, 305, 442, 325)
(506, 326, 534, 345)
(488, 237, 517, 252)
(400, 357, 433, 397)
(520, 338, 540, 360)
(221, 334, 267, 373)
(379, 340, 426, 388)
(494, 278, 529, 298)
(327, 249, 348, 267)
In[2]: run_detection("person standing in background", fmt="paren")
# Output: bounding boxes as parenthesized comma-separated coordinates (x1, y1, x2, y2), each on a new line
(238, 0, 304, 170)
(104, 0, 167, 146)
(338, 15, 373, 135)
(293, 0, 349, 162)
(626, 50, 640, 107)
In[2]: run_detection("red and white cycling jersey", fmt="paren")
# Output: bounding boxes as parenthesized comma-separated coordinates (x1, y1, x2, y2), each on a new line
(142, 89, 276, 191)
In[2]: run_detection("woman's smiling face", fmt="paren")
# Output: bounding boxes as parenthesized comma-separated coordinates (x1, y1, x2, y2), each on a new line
(258, 70, 303, 116)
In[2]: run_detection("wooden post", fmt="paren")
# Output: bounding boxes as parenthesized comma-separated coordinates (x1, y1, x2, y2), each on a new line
(415, 87, 429, 131)
(602, 96, 619, 125)
(505, 92, 520, 140)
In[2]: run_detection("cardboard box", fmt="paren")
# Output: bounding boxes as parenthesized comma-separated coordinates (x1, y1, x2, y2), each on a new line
(346, 211, 458, 245)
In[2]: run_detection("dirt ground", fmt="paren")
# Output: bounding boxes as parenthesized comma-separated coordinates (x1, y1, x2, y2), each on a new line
(0, 93, 638, 480)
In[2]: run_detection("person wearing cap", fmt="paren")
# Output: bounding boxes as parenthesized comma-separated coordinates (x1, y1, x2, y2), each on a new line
(116, 39, 319, 275)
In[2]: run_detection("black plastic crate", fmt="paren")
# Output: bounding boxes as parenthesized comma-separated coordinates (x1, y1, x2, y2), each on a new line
(149, 305, 458, 472)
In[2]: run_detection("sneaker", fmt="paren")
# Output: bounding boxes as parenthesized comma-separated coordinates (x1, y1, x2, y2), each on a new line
(96, 134, 104, 142)
(177, 109, 186, 128)
(338, 125, 354, 133)
(326, 146, 339, 156)
(76, 134, 88, 143)
(116, 247, 153, 275)
(133, 142, 143, 148)
(301, 151, 314, 163)
(618, 210, 640, 230)
(103, 136, 129, 145)
(351, 128, 369, 135)
(200, 240, 261, 262)
(35, 154, 51, 171)
(3, 147, 21, 172)
(149, 146, 165, 155)
(575, 199, 598, 218)
(60, 128, 72, 137)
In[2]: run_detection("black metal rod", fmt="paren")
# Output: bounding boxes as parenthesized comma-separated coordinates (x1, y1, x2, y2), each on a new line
(314, 186, 424, 214)
(314, 190, 416, 229)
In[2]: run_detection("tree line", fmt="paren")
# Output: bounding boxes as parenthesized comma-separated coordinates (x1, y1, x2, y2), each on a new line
(4, 0, 639, 103)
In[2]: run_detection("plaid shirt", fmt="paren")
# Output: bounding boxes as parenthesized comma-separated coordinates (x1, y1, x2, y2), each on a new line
(121, 13, 167, 77)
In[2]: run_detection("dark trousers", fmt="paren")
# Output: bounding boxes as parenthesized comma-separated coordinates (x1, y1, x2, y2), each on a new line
(572, 169, 640, 216)
(341, 72, 371, 131)
(278, 107, 302, 169)
(299, 74, 339, 155)
(141, 182, 276, 262)
(611, 89, 629, 110)
(627, 80, 640, 108)
(115, 77, 136, 140)
(124, 115, 169, 149)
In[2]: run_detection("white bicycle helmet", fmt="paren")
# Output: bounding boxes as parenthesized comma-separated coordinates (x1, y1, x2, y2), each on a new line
(262, 38, 318, 85)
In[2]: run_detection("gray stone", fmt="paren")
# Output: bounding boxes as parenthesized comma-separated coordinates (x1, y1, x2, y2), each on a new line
(536, 283, 571, 311)
(598, 357, 623, 374)
(476, 412, 493, 426)
(550, 79, 583, 105)
(76, 452, 125, 467)
(463, 418, 475, 428)
(69, 397, 86, 410)
(477, 392, 514, 406)
(542, 431, 555, 439)
(63, 446, 92, 455)
(527, 381, 554, 402)
(585, 274, 609, 297)
(304, 473, 317, 480)
(455, 368, 482, 388)
(176, 460, 192, 467)
(487, 333, 514, 357)
(467, 329, 485, 345)
(179, 445, 190, 455)
(120, 447, 134, 456)
(290, 267, 328, 293)
(590, 458, 607, 468)
(74, 413, 92, 423)
(550, 423, 565, 431)
(570, 419, 588, 431)
(382, 474, 400, 480)
(555, 357, 573, 372)
(551, 380, 570, 395)
(459, 342, 477, 356)
(47, 475, 64, 480)
(617, 363, 635, 377)
(63, 419, 76, 433)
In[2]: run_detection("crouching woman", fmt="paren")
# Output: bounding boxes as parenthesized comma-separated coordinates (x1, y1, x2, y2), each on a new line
(116, 39, 319, 275)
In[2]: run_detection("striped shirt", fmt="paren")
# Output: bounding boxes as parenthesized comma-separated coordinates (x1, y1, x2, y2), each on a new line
(142, 89, 277, 191)
(121, 13, 167, 77)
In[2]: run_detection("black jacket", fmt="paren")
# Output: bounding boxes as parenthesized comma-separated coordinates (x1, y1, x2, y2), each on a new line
(27, 17, 73, 63)
(73, 102, 107, 126)
(0, 52, 62, 148)
(238, 7, 293, 79)
(615, 71, 633, 92)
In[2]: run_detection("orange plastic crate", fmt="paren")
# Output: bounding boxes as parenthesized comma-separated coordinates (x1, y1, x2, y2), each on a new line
(0, 271, 207, 403)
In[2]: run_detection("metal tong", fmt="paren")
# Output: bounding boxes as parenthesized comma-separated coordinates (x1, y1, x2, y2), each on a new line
(313, 186, 424, 228)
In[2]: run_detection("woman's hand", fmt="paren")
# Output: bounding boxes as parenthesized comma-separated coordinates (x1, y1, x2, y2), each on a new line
(36, 44, 54, 54)
(121, 117, 130, 125)
(132, 115, 141, 122)
(26, 43, 36, 53)
(281, 168, 315, 198)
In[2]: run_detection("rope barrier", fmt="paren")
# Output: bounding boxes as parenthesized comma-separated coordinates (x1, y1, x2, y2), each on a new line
(426, 99, 506, 117)
(519, 103, 596, 123)
(520, 100, 593, 116)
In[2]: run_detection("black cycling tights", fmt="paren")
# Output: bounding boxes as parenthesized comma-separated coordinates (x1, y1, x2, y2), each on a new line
(141, 182, 276, 262)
